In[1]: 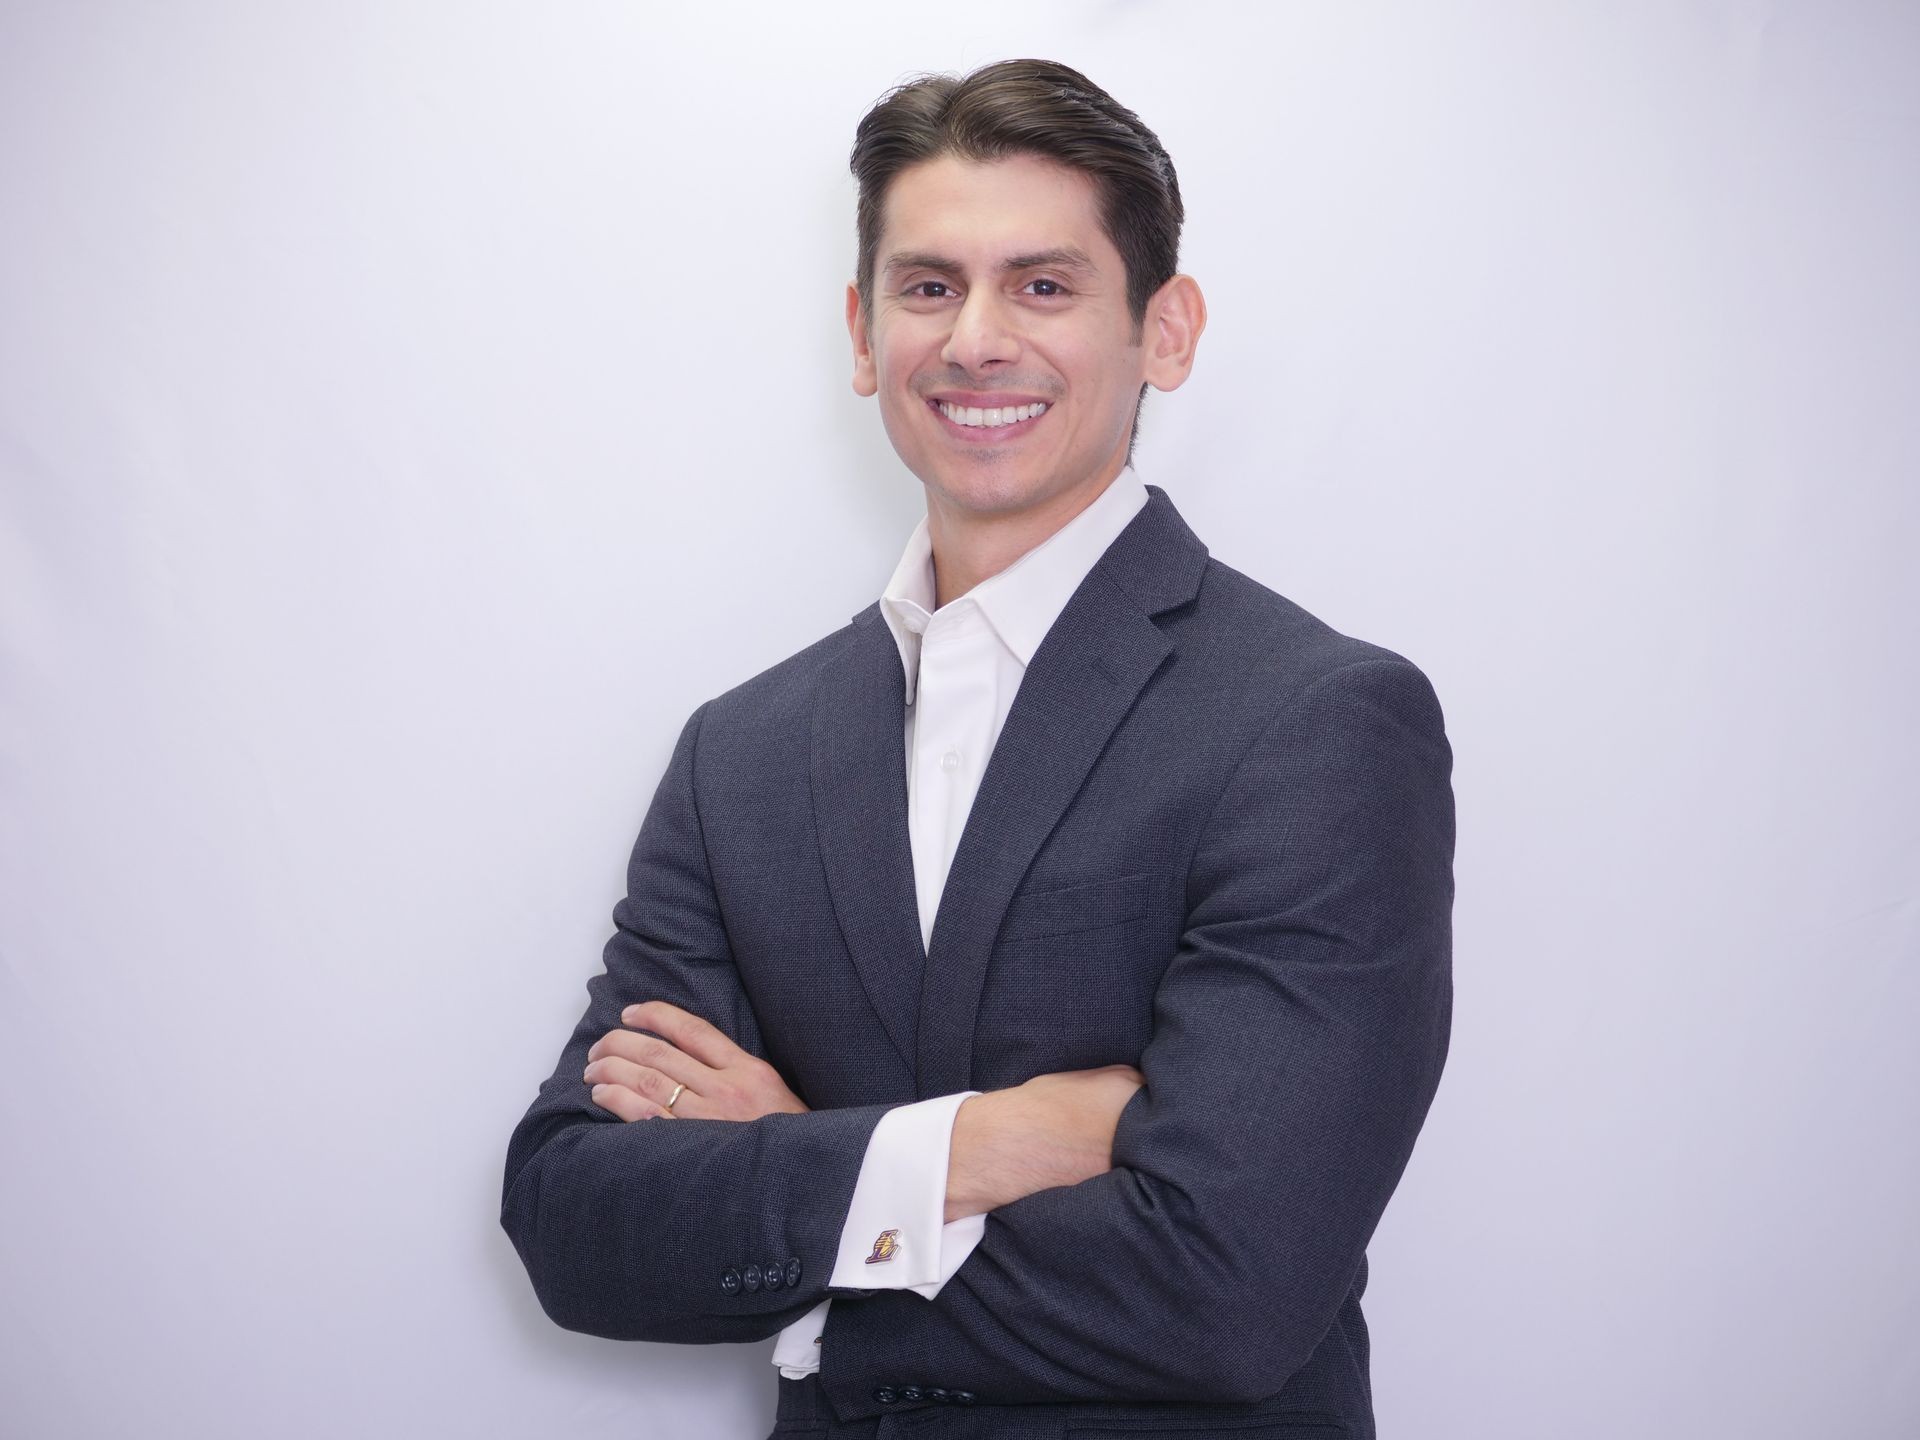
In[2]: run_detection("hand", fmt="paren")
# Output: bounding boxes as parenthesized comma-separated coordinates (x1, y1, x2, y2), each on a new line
(945, 1063, 1146, 1221)
(583, 1000, 811, 1122)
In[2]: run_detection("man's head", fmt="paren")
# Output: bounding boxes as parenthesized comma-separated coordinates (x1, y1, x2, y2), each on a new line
(845, 60, 1205, 528)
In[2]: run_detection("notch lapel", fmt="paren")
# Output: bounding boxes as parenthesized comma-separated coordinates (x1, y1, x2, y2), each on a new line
(915, 487, 1209, 1096)
(811, 611, 925, 1077)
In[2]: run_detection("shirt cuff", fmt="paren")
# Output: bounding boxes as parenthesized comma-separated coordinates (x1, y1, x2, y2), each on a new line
(772, 1091, 988, 1378)
(772, 1298, 832, 1379)
(828, 1090, 987, 1296)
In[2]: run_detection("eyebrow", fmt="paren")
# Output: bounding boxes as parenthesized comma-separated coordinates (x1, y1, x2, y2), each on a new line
(881, 245, 1100, 279)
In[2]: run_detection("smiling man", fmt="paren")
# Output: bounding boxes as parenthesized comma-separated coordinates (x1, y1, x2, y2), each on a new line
(502, 59, 1455, 1440)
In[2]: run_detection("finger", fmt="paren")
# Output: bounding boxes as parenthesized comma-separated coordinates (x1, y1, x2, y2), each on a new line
(622, 1001, 746, 1071)
(588, 1082, 675, 1121)
(587, 1026, 718, 1092)
(584, 1056, 704, 1118)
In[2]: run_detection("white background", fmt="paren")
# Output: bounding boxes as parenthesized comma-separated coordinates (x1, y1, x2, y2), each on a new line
(3, 3, 1916, 1437)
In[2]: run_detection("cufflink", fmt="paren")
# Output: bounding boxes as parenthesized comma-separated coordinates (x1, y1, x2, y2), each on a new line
(864, 1228, 901, 1265)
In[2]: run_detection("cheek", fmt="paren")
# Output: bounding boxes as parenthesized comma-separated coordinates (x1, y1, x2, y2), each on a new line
(1052, 337, 1129, 401)
(874, 351, 928, 415)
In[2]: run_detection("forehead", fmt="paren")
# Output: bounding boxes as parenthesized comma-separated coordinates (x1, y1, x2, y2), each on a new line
(877, 152, 1116, 269)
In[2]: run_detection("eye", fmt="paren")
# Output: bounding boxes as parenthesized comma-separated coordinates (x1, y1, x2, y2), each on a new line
(908, 280, 956, 299)
(1024, 278, 1069, 298)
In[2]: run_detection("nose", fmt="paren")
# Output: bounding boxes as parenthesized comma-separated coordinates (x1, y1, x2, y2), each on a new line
(940, 289, 1020, 373)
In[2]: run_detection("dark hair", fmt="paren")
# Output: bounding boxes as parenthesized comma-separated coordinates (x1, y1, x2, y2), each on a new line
(850, 59, 1185, 334)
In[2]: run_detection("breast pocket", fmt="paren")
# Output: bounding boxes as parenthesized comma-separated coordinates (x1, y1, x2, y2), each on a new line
(997, 872, 1151, 942)
(977, 873, 1159, 1084)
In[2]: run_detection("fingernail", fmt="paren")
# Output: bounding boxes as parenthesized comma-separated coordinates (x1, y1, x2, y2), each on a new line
(590, 1084, 607, 1099)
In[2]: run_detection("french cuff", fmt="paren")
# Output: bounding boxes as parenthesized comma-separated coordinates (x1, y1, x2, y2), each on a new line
(772, 1093, 987, 1379)
(773, 1298, 832, 1379)
(828, 1090, 986, 1297)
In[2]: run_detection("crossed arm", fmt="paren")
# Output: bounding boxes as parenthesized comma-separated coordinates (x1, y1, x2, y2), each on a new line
(502, 657, 1453, 1409)
(500, 702, 1148, 1352)
(582, 1001, 1143, 1221)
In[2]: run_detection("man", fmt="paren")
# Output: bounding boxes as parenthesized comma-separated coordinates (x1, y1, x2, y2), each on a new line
(502, 58, 1453, 1439)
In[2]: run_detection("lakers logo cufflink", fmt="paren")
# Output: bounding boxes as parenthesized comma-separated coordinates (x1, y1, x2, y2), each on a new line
(864, 1228, 901, 1264)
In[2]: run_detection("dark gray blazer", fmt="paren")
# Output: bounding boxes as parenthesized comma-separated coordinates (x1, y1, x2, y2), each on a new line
(502, 486, 1454, 1439)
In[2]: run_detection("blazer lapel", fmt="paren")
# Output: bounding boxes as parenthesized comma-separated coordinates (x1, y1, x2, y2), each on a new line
(811, 610, 925, 1078)
(915, 486, 1210, 1096)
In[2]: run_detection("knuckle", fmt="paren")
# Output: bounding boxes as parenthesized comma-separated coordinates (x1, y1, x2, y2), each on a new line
(619, 1033, 651, 1062)
(617, 1087, 662, 1122)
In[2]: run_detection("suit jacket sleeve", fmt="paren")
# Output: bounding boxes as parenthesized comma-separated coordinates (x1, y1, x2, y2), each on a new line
(499, 702, 898, 1343)
(819, 657, 1456, 1411)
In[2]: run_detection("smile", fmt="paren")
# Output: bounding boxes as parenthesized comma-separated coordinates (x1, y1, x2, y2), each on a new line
(926, 398, 1049, 437)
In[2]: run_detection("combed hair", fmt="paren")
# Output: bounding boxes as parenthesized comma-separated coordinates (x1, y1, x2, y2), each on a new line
(850, 59, 1185, 334)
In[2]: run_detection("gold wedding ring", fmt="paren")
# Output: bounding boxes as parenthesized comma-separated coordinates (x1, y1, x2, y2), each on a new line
(664, 1082, 685, 1112)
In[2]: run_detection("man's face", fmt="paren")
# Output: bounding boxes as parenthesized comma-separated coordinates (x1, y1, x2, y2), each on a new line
(847, 153, 1153, 522)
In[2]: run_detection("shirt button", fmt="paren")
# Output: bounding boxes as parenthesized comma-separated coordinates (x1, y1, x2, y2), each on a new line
(941, 750, 961, 774)
(719, 1267, 742, 1296)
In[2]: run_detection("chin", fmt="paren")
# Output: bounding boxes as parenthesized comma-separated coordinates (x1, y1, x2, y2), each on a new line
(925, 470, 1057, 517)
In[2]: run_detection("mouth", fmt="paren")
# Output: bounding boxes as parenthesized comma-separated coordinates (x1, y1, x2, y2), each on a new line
(925, 396, 1050, 442)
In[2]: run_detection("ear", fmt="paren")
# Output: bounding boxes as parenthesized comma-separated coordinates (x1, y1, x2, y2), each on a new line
(846, 283, 877, 397)
(1140, 274, 1207, 393)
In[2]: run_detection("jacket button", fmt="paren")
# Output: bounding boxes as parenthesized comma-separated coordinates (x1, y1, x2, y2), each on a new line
(741, 1263, 763, 1293)
(928, 1388, 950, 1403)
(899, 1386, 923, 1403)
(719, 1267, 741, 1296)
(763, 1260, 784, 1291)
(784, 1257, 802, 1287)
(952, 1391, 976, 1404)
(872, 1387, 898, 1404)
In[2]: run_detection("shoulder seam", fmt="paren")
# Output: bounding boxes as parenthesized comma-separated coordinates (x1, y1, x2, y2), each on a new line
(1179, 657, 1424, 901)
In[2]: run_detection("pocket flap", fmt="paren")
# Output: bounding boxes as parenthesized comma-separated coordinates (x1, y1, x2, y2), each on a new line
(998, 872, 1151, 941)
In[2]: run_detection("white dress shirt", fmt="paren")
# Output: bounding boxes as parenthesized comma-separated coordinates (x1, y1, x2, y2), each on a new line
(770, 471, 1151, 1378)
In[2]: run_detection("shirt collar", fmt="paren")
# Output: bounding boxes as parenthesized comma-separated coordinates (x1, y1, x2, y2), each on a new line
(878, 470, 1151, 701)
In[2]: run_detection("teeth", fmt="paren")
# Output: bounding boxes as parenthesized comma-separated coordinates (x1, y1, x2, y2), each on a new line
(939, 401, 1047, 428)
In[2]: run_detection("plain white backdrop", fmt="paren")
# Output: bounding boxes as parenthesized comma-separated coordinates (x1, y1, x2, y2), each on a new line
(3, 3, 1916, 1437)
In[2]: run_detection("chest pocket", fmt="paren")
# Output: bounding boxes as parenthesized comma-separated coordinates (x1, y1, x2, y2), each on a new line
(998, 872, 1151, 943)
(975, 871, 1160, 1085)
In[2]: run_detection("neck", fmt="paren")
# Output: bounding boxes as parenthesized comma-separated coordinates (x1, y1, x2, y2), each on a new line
(925, 466, 1127, 609)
